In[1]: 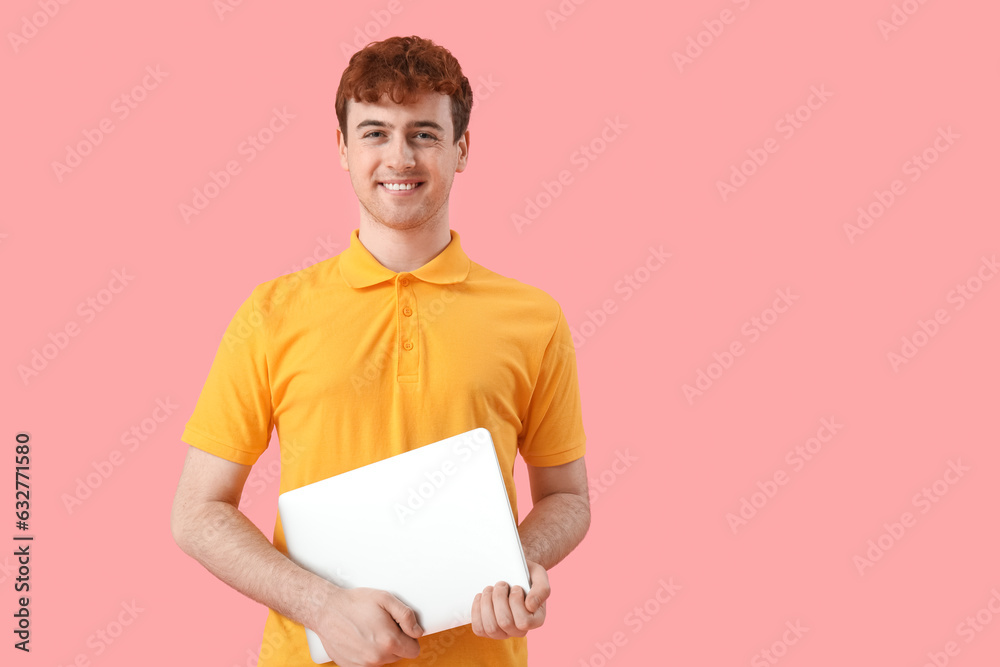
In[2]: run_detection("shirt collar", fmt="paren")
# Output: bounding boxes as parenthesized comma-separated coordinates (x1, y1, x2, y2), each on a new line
(339, 227, 471, 288)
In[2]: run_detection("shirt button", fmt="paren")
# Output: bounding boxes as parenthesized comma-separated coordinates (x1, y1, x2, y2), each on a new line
(402, 306, 412, 316)
(400, 277, 410, 286)
(402, 341, 413, 350)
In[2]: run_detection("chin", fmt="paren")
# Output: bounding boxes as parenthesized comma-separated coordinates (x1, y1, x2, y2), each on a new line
(371, 213, 431, 231)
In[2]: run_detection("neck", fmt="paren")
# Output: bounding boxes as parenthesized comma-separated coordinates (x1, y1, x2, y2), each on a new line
(357, 217, 452, 273)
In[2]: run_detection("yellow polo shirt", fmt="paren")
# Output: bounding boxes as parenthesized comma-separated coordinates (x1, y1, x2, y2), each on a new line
(181, 228, 587, 666)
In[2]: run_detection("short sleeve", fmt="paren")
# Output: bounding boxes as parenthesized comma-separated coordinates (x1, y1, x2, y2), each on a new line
(181, 287, 274, 466)
(518, 305, 587, 466)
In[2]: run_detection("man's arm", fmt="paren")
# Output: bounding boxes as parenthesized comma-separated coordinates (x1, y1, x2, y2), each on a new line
(519, 456, 591, 569)
(471, 456, 591, 639)
(170, 445, 423, 667)
(170, 445, 332, 627)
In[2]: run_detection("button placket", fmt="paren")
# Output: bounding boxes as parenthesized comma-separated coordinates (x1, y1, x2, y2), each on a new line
(396, 274, 418, 379)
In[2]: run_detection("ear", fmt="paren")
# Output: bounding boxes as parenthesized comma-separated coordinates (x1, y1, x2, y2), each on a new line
(455, 130, 470, 173)
(337, 128, 349, 171)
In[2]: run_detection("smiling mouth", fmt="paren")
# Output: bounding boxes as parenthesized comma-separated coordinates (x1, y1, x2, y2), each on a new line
(379, 182, 424, 191)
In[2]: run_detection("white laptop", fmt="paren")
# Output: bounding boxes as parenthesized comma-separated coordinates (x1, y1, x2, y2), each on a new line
(277, 427, 532, 664)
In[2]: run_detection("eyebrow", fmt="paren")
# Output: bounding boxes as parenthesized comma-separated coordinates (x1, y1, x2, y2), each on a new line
(356, 119, 446, 133)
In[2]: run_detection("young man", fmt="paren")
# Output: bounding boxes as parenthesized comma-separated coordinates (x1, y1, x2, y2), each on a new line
(171, 36, 590, 666)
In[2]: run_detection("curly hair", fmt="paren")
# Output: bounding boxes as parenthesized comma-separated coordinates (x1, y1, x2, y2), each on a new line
(336, 36, 473, 145)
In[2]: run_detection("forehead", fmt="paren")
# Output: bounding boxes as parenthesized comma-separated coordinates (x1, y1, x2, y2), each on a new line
(346, 91, 452, 126)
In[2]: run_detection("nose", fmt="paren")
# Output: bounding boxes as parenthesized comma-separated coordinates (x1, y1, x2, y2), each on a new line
(384, 134, 416, 171)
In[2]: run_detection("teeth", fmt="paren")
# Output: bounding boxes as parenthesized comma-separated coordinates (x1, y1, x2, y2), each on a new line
(381, 182, 418, 191)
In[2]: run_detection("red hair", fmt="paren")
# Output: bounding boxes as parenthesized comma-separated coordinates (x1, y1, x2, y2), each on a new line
(336, 36, 473, 145)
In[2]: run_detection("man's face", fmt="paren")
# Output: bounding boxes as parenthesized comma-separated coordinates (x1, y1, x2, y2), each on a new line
(337, 91, 469, 232)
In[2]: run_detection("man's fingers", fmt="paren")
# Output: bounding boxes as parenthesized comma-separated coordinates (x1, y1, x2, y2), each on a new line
(381, 593, 423, 639)
(390, 633, 422, 661)
(524, 564, 551, 614)
(473, 572, 548, 640)
(509, 585, 533, 631)
(478, 585, 501, 638)
(471, 592, 483, 636)
(491, 582, 523, 637)
(377, 592, 423, 659)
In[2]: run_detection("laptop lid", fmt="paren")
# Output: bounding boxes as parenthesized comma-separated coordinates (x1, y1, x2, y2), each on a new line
(277, 427, 531, 664)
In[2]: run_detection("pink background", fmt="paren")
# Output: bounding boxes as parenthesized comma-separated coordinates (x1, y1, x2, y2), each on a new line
(4, 1, 999, 665)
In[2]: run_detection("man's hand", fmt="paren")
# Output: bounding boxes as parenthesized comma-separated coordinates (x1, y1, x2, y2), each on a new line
(471, 559, 550, 639)
(314, 586, 424, 667)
